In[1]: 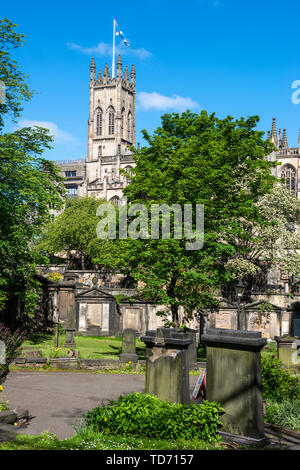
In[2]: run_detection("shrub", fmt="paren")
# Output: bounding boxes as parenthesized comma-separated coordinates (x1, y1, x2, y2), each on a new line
(265, 399, 300, 431)
(85, 392, 223, 442)
(261, 355, 300, 402)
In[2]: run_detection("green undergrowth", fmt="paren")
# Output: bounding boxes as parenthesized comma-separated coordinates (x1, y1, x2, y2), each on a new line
(85, 392, 223, 442)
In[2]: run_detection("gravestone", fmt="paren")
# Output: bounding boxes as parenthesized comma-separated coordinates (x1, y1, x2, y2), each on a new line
(0, 341, 5, 365)
(141, 328, 192, 404)
(275, 335, 298, 371)
(0, 340, 6, 385)
(120, 328, 138, 363)
(202, 328, 267, 445)
(64, 304, 76, 348)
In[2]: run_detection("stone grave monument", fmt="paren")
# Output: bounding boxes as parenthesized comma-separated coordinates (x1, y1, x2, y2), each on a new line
(202, 328, 268, 445)
(120, 328, 138, 363)
(64, 304, 76, 348)
(141, 328, 192, 404)
(275, 335, 299, 372)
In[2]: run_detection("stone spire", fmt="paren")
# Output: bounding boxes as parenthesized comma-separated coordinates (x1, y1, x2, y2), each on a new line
(130, 64, 136, 86)
(271, 117, 277, 146)
(117, 54, 122, 79)
(90, 57, 96, 83)
(103, 63, 110, 84)
(124, 65, 129, 83)
(96, 69, 102, 84)
(278, 128, 282, 148)
(282, 128, 288, 149)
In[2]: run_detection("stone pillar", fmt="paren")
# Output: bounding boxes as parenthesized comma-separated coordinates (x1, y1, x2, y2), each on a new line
(141, 328, 192, 404)
(275, 335, 298, 372)
(120, 329, 138, 363)
(64, 304, 76, 348)
(202, 328, 267, 445)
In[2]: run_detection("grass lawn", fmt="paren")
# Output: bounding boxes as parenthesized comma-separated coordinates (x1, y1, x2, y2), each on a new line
(0, 429, 223, 450)
(20, 333, 208, 362)
(21, 333, 147, 360)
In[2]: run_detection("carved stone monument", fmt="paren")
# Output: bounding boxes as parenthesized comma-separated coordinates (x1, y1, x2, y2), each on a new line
(120, 328, 138, 363)
(141, 328, 192, 404)
(202, 328, 268, 445)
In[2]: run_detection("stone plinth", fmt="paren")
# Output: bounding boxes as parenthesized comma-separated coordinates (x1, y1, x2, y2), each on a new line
(202, 328, 267, 445)
(141, 328, 192, 404)
(120, 328, 138, 363)
(275, 335, 298, 371)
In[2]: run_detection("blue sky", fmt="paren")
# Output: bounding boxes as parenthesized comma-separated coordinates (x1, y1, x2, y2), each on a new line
(2, 0, 300, 160)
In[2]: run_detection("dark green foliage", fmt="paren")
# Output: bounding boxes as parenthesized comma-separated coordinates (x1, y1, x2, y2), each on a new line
(85, 392, 223, 442)
(261, 355, 300, 402)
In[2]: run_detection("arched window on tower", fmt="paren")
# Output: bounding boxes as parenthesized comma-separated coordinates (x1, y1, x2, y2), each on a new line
(96, 108, 103, 136)
(281, 165, 297, 192)
(124, 165, 133, 184)
(108, 107, 115, 135)
(127, 112, 132, 142)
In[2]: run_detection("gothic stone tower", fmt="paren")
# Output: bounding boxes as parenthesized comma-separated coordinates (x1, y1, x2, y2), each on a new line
(79, 54, 136, 203)
(267, 117, 300, 198)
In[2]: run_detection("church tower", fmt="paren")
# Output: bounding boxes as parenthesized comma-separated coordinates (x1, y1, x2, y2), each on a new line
(79, 55, 136, 202)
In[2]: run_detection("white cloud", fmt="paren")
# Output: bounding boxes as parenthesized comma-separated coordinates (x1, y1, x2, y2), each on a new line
(18, 120, 76, 145)
(67, 41, 152, 60)
(137, 91, 200, 112)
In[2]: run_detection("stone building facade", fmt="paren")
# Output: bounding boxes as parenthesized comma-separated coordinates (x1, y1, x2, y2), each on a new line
(55, 55, 137, 204)
(267, 117, 300, 196)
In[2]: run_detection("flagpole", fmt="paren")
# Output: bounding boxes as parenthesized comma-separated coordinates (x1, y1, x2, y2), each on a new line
(112, 19, 116, 79)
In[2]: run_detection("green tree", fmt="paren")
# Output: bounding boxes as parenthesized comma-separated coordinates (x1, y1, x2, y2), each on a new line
(38, 197, 107, 270)
(89, 111, 276, 326)
(0, 20, 66, 327)
(224, 184, 300, 293)
(0, 18, 33, 127)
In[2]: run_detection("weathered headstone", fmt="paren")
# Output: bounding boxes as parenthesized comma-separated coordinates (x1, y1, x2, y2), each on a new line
(202, 328, 267, 445)
(0, 341, 5, 365)
(64, 304, 76, 348)
(120, 328, 138, 363)
(141, 328, 192, 404)
(275, 335, 298, 372)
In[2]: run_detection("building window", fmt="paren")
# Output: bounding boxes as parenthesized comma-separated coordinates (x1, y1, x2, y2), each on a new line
(281, 165, 296, 191)
(66, 186, 78, 195)
(108, 107, 115, 135)
(109, 195, 120, 206)
(127, 112, 132, 141)
(124, 165, 133, 183)
(65, 171, 77, 178)
(96, 109, 102, 136)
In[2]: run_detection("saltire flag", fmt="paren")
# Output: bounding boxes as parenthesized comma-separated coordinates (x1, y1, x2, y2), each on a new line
(115, 21, 130, 47)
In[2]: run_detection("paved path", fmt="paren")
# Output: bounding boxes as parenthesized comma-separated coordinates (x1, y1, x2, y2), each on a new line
(3, 371, 198, 439)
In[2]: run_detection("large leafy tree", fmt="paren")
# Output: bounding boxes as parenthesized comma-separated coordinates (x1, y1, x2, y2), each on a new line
(89, 111, 276, 326)
(0, 19, 66, 327)
(0, 18, 32, 127)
